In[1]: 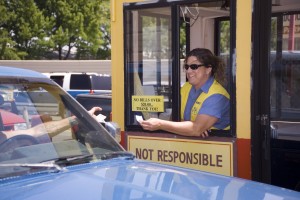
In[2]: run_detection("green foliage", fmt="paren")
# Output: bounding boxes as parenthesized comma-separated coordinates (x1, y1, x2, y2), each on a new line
(0, 1, 27, 59)
(179, 21, 187, 59)
(0, 0, 111, 60)
(1, 0, 53, 59)
(220, 20, 230, 54)
(270, 18, 277, 51)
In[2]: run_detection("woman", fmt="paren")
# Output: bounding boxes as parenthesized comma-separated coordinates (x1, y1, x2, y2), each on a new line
(139, 48, 230, 138)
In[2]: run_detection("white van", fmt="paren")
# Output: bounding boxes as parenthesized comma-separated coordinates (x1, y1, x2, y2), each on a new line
(43, 72, 111, 98)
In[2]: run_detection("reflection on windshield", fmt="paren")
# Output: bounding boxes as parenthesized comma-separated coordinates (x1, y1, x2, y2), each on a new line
(0, 79, 123, 178)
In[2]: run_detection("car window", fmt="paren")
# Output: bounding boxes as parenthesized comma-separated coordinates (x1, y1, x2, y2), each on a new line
(49, 75, 64, 87)
(70, 74, 92, 89)
(91, 75, 111, 90)
(0, 78, 123, 178)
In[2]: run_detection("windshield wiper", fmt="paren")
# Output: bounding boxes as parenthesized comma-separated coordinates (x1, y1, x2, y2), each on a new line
(41, 152, 134, 167)
(97, 151, 135, 160)
(0, 163, 64, 172)
(46, 154, 94, 166)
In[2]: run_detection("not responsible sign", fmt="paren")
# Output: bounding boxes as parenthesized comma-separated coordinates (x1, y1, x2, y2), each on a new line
(127, 135, 234, 176)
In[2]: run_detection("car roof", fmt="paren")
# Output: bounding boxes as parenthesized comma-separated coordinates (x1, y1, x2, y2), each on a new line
(0, 66, 47, 78)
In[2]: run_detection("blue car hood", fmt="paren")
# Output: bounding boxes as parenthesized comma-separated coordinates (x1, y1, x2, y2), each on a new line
(0, 159, 299, 200)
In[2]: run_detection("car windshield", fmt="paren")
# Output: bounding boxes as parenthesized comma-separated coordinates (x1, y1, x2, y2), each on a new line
(0, 77, 124, 178)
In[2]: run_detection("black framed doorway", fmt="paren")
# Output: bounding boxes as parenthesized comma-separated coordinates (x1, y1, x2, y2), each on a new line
(252, 0, 300, 191)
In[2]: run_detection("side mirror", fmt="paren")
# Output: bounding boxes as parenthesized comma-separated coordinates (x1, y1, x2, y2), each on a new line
(105, 122, 121, 143)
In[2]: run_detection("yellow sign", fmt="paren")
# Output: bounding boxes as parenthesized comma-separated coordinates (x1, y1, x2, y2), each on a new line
(132, 95, 164, 112)
(128, 136, 234, 176)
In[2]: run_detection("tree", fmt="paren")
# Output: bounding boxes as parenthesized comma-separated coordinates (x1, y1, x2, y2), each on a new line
(0, 0, 49, 59)
(78, 0, 111, 60)
(220, 20, 230, 54)
(1, 0, 111, 60)
(36, 0, 110, 60)
(0, 2, 19, 59)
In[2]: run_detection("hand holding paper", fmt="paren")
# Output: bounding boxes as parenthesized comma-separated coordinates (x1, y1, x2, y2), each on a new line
(96, 113, 107, 123)
(136, 115, 143, 123)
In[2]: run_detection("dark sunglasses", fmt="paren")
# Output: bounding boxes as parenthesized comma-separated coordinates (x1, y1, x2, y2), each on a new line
(184, 64, 205, 70)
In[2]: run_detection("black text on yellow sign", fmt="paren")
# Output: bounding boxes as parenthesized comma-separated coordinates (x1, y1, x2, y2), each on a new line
(132, 95, 164, 112)
(136, 148, 223, 167)
(128, 136, 234, 176)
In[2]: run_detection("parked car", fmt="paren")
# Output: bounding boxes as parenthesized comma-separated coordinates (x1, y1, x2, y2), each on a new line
(0, 93, 27, 131)
(0, 66, 299, 200)
(76, 93, 112, 121)
(43, 72, 111, 98)
(0, 109, 26, 131)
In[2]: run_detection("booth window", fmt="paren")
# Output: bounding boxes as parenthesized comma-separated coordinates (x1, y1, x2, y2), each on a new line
(124, 1, 234, 136)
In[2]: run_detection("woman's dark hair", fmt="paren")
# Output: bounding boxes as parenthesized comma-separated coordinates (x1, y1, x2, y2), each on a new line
(184, 48, 227, 86)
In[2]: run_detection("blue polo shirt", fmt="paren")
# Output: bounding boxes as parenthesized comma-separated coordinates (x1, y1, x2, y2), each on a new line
(183, 77, 230, 129)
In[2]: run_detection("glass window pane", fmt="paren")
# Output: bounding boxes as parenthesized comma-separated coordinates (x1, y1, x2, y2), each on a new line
(125, 7, 172, 125)
(270, 13, 300, 141)
(125, 2, 232, 134)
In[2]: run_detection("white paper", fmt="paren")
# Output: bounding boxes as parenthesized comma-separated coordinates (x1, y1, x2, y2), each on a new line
(136, 115, 143, 122)
(96, 114, 107, 123)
